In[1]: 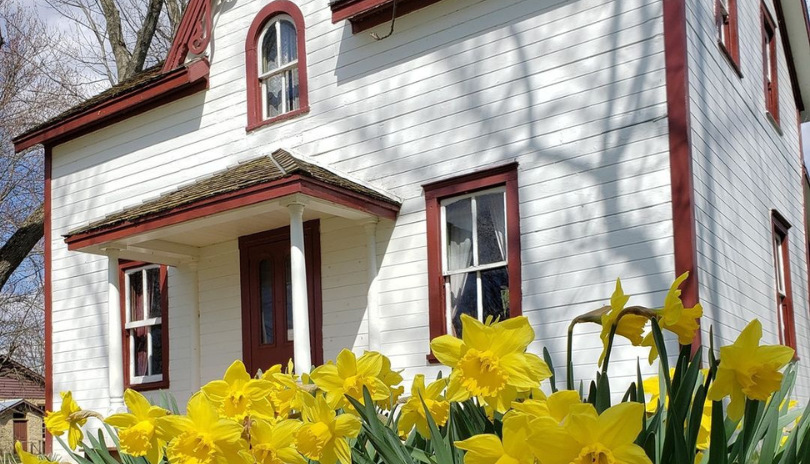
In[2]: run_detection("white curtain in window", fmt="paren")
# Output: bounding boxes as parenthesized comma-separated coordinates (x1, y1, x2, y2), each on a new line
(448, 236, 472, 324)
(484, 194, 506, 262)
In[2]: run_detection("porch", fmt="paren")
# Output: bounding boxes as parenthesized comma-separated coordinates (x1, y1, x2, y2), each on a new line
(62, 150, 400, 411)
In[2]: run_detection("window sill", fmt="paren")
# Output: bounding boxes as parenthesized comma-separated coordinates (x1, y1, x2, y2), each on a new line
(246, 106, 310, 133)
(717, 41, 742, 78)
(127, 378, 170, 392)
(766, 111, 783, 135)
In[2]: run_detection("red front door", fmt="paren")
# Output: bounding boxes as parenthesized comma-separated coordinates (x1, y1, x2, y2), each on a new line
(239, 221, 322, 375)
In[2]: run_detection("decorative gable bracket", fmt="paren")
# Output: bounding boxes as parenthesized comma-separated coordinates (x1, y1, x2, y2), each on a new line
(163, 0, 212, 72)
(330, 0, 443, 34)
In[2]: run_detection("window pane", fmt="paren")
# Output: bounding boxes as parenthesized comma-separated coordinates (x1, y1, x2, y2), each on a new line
(146, 268, 162, 318)
(448, 272, 476, 337)
(445, 198, 473, 271)
(481, 267, 509, 323)
(279, 20, 297, 65)
(286, 256, 293, 341)
(285, 68, 300, 113)
(261, 24, 278, 73)
(264, 74, 282, 118)
(476, 192, 506, 264)
(260, 259, 274, 345)
(150, 325, 162, 376)
(129, 270, 144, 322)
(133, 328, 148, 377)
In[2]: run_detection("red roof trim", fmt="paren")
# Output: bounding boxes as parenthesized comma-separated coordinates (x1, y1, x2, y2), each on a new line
(64, 174, 399, 250)
(163, 0, 212, 72)
(13, 59, 210, 152)
(331, 0, 444, 33)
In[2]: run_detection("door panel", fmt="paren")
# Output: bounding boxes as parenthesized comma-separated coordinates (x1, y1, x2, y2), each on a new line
(239, 221, 322, 375)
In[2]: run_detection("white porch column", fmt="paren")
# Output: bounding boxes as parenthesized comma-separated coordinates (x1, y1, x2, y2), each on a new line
(106, 249, 125, 413)
(364, 220, 381, 352)
(187, 263, 201, 391)
(288, 203, 312, 374)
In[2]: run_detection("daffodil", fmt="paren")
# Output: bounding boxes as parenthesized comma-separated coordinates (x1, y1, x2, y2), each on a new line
(15, 442, 58, 464)
(202, 360, 275, 422)
(642, 369, 711, 449)
(456, 415, 534, 464)
(397, 374, 450, 438)
(160, 393, 250, 464)
(309, 349, 390, 410)
(641, 272, 703, 363)
(105, 389, 170, 463)
(261, 362, 302, 418)
(44, 391, 88, 450)
(529, 402, 652, 464)
(707, 319, 794, 421)
(376, 355, 404, 410)
(509, 390, 581, 423)
(249, 419, 306, 464)
(296, 394, 361, 464)
(599, 278, 649, 366)
(430, 314, 551, 413)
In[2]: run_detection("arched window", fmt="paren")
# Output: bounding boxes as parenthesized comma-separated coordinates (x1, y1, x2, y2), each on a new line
(246, 1, 309, 131)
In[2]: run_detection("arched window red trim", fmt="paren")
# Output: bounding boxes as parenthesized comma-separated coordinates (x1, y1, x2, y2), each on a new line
(245, 0, 309, 132)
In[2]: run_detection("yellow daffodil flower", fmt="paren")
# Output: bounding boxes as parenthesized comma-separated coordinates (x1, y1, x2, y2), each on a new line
(509, 390, 581, 424)
(707, 319, 794, 421)
(529, 402, 652, 464)
(296, 394, 361, 464)
(250, 418, 306, 464)
(641, 272, 703, 364)
(202, 360, 275, 422)
(376, 356, 404, 410)
(643, 368, 711, 449)
(397, 374, 450, 438)
(15, 442, 58, 464)
(430, 314, 551, 413)
(309, 349, 390, 410)
(261, 362, 302, 418)
(456, 415, 534, 464)
(599, 278, 649, 366)
(44, 391, 87, 450)
(160, 393, 250, 464)
(104, 389, 170, 463)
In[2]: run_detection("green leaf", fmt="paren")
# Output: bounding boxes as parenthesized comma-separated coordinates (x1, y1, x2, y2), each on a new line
(650, 320, 672, 394)
(543, 347, 557, 393)
(707, 401, 727, 464)
(421, 393, 452, 464)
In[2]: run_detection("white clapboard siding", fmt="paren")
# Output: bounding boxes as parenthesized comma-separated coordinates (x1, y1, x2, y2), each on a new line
(685, 0, 810, 397)
(48, 0, 675, 413)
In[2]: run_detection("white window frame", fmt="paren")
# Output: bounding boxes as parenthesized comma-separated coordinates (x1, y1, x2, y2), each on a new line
(124, 264, 163, 385)
(258, 14, 299, 120)
(439, 186, 508, 334)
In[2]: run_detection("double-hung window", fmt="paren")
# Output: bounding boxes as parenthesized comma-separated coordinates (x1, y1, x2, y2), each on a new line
(762, 6, 779, 124)
(245, 2, 309, 131)
(424, 164, 522, 346)
(716, 0, 740, 72)
(771, 212, 797, 352)
(122, 263, 168, 389)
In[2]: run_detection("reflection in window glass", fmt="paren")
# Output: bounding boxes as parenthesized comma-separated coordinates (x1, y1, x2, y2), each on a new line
(286, 256, 293, 341)
(259, 17, 300, 120)
(260, 259, 274, 345)
(147, 267, 161, 318)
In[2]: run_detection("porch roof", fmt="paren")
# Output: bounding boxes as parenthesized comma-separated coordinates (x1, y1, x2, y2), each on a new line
(64, 150, 400, 262)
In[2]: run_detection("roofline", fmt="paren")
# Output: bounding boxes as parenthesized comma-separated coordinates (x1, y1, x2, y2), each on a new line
(13, 59, 210, 152)
(0, 356, 45, 384)
(0, 399, 45, 415)
(64, 173, 400, 250)
(775, 0, 810, 117)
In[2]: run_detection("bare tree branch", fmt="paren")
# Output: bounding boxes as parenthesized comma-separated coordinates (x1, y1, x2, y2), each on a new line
(0, 204, 42, 296)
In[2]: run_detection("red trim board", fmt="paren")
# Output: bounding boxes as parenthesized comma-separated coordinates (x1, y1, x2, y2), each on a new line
(663, 0, 701, 352)
(43, 147, 52, 454)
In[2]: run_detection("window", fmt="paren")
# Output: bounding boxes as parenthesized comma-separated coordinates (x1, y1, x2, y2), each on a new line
(716, 0, 740, 73)
(762, 5, 779, 124)
(245, 1, 309, 131)
(771, 211, 797, 353)
(424, 164, 522, 346)
(120, 262, 169, 389)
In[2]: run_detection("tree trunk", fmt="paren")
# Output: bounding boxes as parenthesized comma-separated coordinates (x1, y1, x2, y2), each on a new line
(0, 204, 43, 291)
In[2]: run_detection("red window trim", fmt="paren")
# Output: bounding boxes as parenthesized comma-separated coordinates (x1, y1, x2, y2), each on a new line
(423, 163, 522, 362)
(245, 0, 309, 132)
(716, 0, 741, 76)
(771, 210, 798, 356)
(119, 260, 170, 391)
(762, 4, 780, 126)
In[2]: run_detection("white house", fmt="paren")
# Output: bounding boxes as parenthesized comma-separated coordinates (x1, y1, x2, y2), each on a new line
(12, 0, 810, 454)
